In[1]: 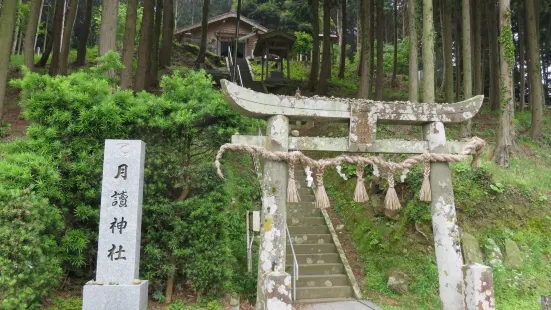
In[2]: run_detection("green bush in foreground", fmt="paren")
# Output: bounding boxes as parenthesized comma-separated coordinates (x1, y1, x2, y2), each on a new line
(0, 188, 63, 309)
(7, 52, 260, 304)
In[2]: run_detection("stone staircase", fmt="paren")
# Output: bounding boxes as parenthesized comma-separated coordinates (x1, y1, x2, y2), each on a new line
(286, 167, 355, 303)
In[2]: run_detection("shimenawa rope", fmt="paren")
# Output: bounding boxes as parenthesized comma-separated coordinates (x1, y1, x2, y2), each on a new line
(215, 137, 485, 210)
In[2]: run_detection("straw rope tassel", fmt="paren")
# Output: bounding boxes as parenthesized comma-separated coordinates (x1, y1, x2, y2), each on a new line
(287, 160, 300, 203)
(385, 170, 401, 210)
(471, 145, 483, 168)
(315, 168, 330, 209)
(419, 161, 432, 202)
(354, 164, 369, 203)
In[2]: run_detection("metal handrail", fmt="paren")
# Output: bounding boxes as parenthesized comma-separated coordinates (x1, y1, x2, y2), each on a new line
(237, 65, 243, 86)
(286, 225, 299, 301)
(228, 46, 233, 67)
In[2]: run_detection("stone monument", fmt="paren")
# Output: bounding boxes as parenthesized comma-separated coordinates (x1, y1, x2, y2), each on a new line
(82, 140, 148, 310)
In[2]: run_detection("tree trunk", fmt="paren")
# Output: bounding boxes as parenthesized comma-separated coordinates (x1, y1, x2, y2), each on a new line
(57, 0, 78, 75)
(0, 0, 19, 118)
(460, 0, 472, 137)
(34, 0, 44, 51)
(160, 0, 174, 68)
(518, 0, 525, 112)
(24, 0, 43, 70)
(525, 0, 544, 138)
(17, 30, 24, 55)
(369, 0, 375, 82)
(48, 0, 65, 76)
(99, 0, 118, 56)
(308, 0, 320, 91)
(75, 0, 94, 66)
(493, 0, 514, 166)
(120, 0, 139, 89)
(422, 0, 435, 103)
(148, 0, 163, 87)
(473, 0, 482, 94)
(455, 2, 462, 102)
(408, 0, 418, 102)
(316, 0, 331, 95)
(36, 3, 53, 68)
(442, 0, 453, 102)
(11, 9, 21, 56)
(488, 0, 499, 111)
(337, 0, 347, 79)
(358, 0, 372, 98)
(391, 0, 398, 86)
(134, 0, 154, 92)
(374, 0, 384, 100)
(195, 0, 210, 67)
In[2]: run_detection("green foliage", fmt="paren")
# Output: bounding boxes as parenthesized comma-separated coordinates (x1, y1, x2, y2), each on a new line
(0, 187, 63, 309)
(291, 31, 313, 55)
(45, 298, 82, 310)
(0, 121, 10, 138)
(9, 52, 260, 301)
(490, 182, 505, 194)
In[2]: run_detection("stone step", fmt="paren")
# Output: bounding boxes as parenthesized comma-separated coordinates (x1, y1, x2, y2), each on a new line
(295, 286, 353, 300)
(287, 217, 326, 226)
(292, 297, 355, 305)
(288, 226, 329, 235)
(288, 202, 316, 208)
(288, 207, 321, 217)
(286, 263, 345, 275)
(286, 253, 341, 264)
(287, 244, 337, 254)
(294, 274, 350, 287)
(288, 234, 333, 245)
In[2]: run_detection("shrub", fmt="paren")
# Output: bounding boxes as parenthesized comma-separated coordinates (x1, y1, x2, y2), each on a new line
(10, 52, 260, 300)
(0, 188, 63, 309)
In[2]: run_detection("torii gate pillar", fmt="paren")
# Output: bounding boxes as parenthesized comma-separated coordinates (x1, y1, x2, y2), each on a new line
(255, 115, 292, 310)
(423, 122, 465, 309)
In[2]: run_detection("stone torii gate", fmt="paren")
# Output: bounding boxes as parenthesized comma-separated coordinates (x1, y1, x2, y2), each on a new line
(219, 79, 493, 310)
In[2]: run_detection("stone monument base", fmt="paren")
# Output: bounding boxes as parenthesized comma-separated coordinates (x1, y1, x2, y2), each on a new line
(83, 280, 148, 310)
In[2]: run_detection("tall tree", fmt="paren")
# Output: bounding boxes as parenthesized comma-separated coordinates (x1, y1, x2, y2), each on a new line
(99, 0, 118, 56)
(374, 0, 383, 100)
(518, 0, 526, 112)
(48, 0, 65, 76)
(455, 2, 462, 102)
(488, 0, 499, 111)
(460, 0, 472, 137)
(135, 0, 154, 91)
(337, 0, 347, 78)
(308, 0, 320, 91)
(316, 0, 331, 94)
(75, 0, 94, 66)
(391, 0, 398, 86)
(57, 0, 78, 75)
(36, 2, 53, 68)
(120, 0, 139, 89)
(369, 0, 375, 81)
(358, 0, 372, 98)
(195, 0, 210, 67)
(148, 0, 163, 86)
(24, 0, 43, 70)
(160, 0, 174, 68)
(473, 0, 482, 94)
(11, 4, 22, 56)
(0, 0, 19, 118)
(493, 0, 514, 166)
(408, 0, 418, 102)
(525, 0, 544, 138)
(442, 0, 453, 102)
(422, 0, 435, 103)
